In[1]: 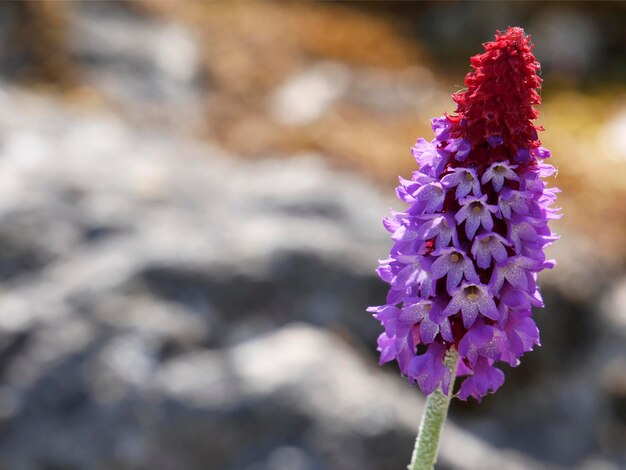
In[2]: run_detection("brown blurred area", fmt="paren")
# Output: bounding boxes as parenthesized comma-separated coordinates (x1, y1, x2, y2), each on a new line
(0, 1, 625, 469)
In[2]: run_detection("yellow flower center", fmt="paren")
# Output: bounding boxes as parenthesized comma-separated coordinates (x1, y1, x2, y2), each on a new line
(450, 253, 460, 263)
(464, 285, 479, 301)
(465, 172, 474, 181)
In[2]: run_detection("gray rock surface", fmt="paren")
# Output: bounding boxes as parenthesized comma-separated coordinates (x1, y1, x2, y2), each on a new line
(0, 86, 546, 470)
(0, 82, 620, 470)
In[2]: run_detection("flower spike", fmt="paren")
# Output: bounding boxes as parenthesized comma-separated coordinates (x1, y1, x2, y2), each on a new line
(370, 27, 559, 401)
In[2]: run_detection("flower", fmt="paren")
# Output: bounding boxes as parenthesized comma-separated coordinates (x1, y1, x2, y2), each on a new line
(443, 283, 499, 328)
(481, 161, 519, 192)
(369, 27, 560, 401)
(455, 195, 499, 239)
(431, 247, 480, 294)
(441, 167, 481, 199)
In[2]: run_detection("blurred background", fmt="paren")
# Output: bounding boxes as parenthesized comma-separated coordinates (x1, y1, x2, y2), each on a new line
(0, 1, 624, 469)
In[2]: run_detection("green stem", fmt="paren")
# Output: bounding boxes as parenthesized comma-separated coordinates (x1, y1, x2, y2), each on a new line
(408, 348, 459, 470)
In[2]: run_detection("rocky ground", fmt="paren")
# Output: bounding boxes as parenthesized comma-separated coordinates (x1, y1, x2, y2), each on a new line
(0, 2, 623, 470)
(0, 88, 546, 470)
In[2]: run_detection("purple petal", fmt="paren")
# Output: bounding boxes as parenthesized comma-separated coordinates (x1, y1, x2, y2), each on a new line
(477, 293, 499, 321)
(459, 324, 493, 365)
(420, 319, 439, 344)
(377, 333, 397, 364)
(532, 147, 551, 159)
(438, 317, 453, 342)
(431, 116, 451, 141)
(465, 213, 481, 239)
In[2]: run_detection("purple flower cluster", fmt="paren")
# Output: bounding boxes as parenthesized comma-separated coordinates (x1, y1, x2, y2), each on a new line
(369, 28, 560, 400)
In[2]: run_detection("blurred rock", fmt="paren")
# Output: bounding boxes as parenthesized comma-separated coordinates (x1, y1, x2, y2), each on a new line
(600, 277, 626, 338)
(603, 107, 626, 161)
(0, 2, 75, 87)
(0, 81, 621, 468)
(153, 324, 547, 470)
(270, 62, 350, 126)
(0, 85, 392, 350)
(0, 83, 615, 470)
(348, 65, 437, 113)
(68, 1, 206, 131)
(530, 9, 600, 78)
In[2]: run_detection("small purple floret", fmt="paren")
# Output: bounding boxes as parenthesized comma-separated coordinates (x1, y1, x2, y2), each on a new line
(441, 167, 481, 199)
(481, 161, 519, 192)
(455, 194, 499, 239)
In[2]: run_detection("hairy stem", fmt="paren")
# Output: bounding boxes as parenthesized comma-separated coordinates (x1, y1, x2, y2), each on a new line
(409, 348, 459, 470)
